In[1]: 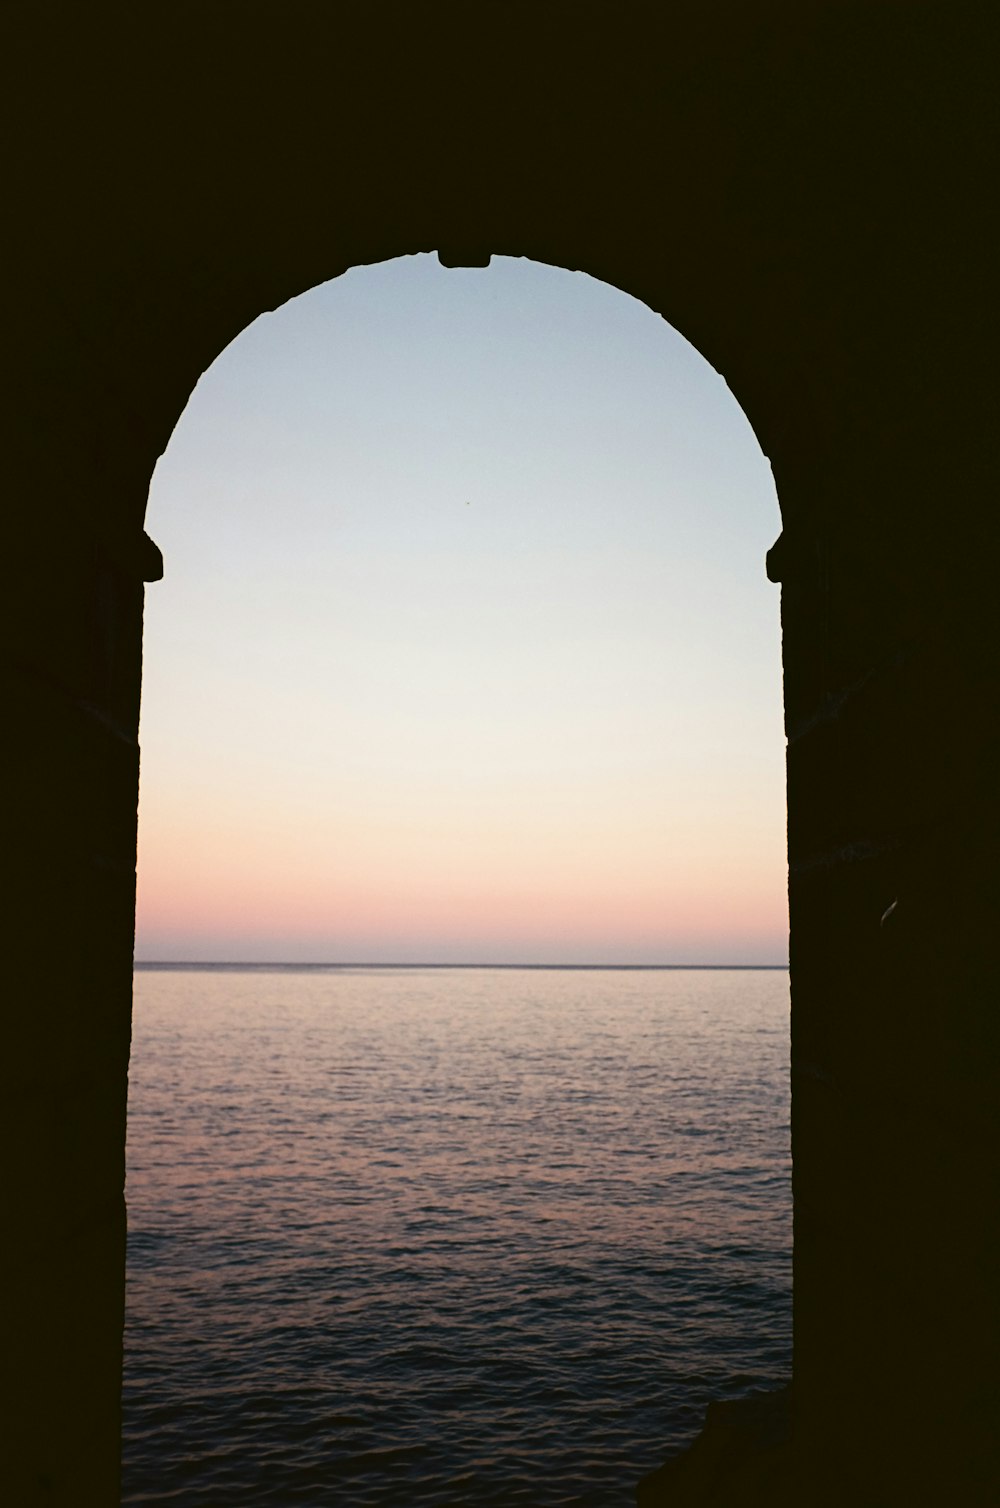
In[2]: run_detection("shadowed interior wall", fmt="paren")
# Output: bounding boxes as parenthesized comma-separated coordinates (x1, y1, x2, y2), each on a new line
(4, 4, 997, 1504)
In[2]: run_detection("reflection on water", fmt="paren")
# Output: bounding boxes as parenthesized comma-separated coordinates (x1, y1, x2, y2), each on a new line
(124, 966, 790, 1506)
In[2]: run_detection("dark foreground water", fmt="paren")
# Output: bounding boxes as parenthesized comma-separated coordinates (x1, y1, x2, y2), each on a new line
(124, 966, 790, 1506)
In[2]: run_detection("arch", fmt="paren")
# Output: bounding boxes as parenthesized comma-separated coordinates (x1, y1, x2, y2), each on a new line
(139, 242, 786, 545)
(130, 241, 792, 1501)
(135, 250, 787, 969)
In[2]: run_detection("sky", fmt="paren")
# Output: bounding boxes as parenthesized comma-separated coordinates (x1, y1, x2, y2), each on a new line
(136, 253, 786, 964)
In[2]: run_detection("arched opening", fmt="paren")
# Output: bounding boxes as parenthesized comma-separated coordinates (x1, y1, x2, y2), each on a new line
(126, 253, 790, 1503)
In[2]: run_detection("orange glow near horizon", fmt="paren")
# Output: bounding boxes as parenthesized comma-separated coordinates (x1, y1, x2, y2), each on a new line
(136, 783, 786, 962)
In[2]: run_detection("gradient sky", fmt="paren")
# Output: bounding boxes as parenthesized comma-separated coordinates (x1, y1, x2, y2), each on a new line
(136, 253, 786, 964)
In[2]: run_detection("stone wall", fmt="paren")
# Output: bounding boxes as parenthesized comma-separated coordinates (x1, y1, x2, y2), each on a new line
(4, 4, 997, 1503)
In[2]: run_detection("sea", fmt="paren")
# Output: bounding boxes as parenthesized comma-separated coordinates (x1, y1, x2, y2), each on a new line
(123, 965, 791, 1506)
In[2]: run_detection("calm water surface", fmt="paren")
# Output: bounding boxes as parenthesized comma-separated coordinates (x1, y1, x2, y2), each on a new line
(124, 966, 790, 1505)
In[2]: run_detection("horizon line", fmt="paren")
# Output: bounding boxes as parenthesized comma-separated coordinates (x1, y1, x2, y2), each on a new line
(134, 960, 790, 971)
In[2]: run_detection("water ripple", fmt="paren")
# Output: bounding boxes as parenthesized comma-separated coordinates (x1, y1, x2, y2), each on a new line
(124, 967, 790, 1505)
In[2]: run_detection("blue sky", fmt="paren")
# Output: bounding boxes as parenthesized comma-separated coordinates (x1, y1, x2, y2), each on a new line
(136, 253, 786, 963)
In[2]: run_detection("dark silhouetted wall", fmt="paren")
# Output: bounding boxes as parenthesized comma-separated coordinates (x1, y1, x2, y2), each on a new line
(4, 4, 997, 1503)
